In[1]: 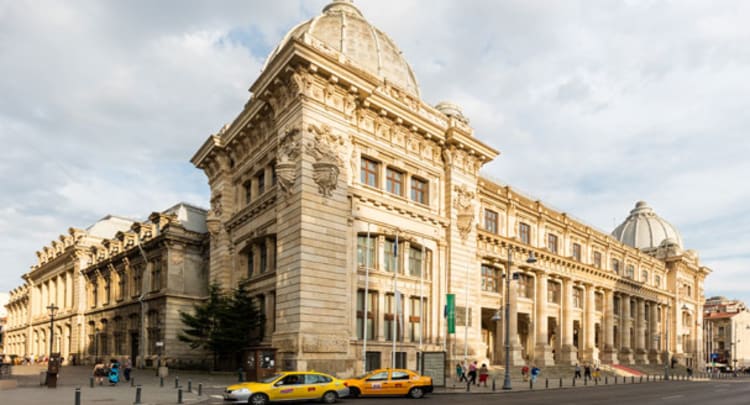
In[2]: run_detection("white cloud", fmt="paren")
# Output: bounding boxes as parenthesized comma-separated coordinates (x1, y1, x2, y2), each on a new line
(1, 0, 749, 305)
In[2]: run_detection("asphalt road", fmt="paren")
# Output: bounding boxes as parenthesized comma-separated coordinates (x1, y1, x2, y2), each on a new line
(204, 380, 750, 405)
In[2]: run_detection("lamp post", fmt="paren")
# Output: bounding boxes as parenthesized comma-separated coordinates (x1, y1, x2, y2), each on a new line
(47, 303, 59, 356)
(94, 327, 100, 361)
(502, 249, 537, 390)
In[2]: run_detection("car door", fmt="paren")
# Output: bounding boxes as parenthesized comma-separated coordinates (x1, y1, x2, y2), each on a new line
(388, 370, 412, 395)
(364, 370, 389, 395)
(269, 373, 304, 401)
(302, 373, 332, 400)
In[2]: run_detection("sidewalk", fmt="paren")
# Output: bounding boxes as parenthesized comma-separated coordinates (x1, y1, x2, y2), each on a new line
(2, 364, 239, 405)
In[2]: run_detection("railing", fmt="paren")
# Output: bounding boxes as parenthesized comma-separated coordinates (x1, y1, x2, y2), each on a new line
(0, 364, 12, 379)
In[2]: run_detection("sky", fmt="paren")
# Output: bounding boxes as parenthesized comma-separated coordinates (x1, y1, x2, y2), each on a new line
(1, 0, 749, 304)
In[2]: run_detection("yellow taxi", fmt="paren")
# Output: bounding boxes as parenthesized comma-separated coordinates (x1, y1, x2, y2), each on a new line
(224, 371, 349, 405)
(344, 368, 433, 399)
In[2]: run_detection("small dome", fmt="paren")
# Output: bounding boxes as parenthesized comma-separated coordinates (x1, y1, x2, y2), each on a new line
(612, 201, 683, 250)
(435, 101, 469, 124)
(263, 0, 420, 96)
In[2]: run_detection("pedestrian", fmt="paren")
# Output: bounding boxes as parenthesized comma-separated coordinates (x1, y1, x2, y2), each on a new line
(468, 361, 478, 385)
(124, 356, 132, 382)
(592, 367, 601, 381)
(531, 365, 541, 383)
(456, 363, 467, 382)
(478, 363, 489, 387)
(521, 364, 530, 382)
(93, 359, 107, 386)
(574, 363, 582, 379)
(584, 364, 592, 380)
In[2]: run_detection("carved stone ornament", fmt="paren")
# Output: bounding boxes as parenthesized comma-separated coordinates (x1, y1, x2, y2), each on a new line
(206, 218, 222, 242)
(306, 124, 345, 197)
(210, 194, 223, 217)
(276, 127, 301, 199)
(453, 184, 475, 239)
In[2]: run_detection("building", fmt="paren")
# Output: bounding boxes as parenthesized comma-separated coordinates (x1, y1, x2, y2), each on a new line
(704, 297, 750, 369)
(191, 0, 711, 376)
(3, 203, 209, 367)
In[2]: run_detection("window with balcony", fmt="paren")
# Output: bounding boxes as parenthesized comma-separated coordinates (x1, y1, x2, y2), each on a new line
(386, 167, 404, 196)
(484, 209, 498, 234)
(410, 177, 428, 204)
(626, 265, 635, 279)
(384, 239, 398, 272)
(572, 243, 581, 261)
(256, 170, 266, 195)
(593, 251, 602, 268)
(547, 281, 561, 304)
(361, 157, 379, 187)
(547, 233, 558, 254)
(519, 222, 531, 244)
(612, 259, 620, 275)
(408, 246, 423, 277)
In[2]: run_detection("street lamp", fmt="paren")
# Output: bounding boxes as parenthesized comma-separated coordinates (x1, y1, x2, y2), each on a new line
(502, 249, 537, 390)
(94, 327, 100, 361)
(46, 303, 59, 356)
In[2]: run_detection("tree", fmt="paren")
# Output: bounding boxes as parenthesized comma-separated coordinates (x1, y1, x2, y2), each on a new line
(179, 281, 265, 370)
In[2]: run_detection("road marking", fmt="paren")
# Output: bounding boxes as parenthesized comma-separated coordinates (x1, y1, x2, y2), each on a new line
(210, 394, 223, 399)
(662, 395, 684, 400)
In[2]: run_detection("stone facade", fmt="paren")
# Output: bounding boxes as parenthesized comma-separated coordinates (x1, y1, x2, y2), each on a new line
(191, 0, 711, 376)
(704, 298, 750, 368)
(3, 203, 209, 367)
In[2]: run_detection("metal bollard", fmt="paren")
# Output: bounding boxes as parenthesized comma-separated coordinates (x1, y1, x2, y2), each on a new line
(640, 376, 643, 383)
(134, 385, 142, 405)
(584, 377, 588, 386)
(615, 376, 618, 384)
(492, 378, 496, 391)
(631, 376, 634, 384)
(198, 383, 203, 396)
(178, 387, 183, 404)
(238, 368, 244, 382)
(160, 376, 164, 387)
(188, 379, 192, 393)
(595, 377, 598, 385)
(75, 387, 81, 405)
(572, 377, 575, 387)
(90, 377, 94, 388)
(529, 378, 533, 390)
(466, 380, 470, 392)
(559, 378, 562, 388)
(175, 376, 179, 389)
(545, 378, 549, 389)
(605, 376, 608, 385)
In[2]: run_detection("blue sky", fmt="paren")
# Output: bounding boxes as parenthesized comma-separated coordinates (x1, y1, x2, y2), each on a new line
(1, 0, 749, 307)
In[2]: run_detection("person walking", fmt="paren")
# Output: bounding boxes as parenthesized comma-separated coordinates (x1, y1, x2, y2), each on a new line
(468, 361, 478, 385)
(592, 367, 601, 382)
(530, 365, 541, 383)
(574, 363, 582, 379)
(123, 357, 132, 382)
(93, 359, 107, 386)
(478, 363, 489, 387)
(584, 364, 592, 380)
(456, 363, 467, 383)
(521, 364, 530, 382)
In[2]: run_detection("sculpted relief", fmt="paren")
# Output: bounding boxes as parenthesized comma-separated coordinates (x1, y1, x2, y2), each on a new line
(306, 124, 347, 197)
(453, 184, 475, 240)
(276, 127, 302, 198)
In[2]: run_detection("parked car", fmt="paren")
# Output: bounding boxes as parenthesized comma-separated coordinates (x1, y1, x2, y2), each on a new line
(344, 368, 433, 399)
(224, 371, 349, 405)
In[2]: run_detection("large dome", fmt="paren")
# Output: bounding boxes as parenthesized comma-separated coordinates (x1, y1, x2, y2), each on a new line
(612, 201, 683, 250)
(263, 0, 420, 96)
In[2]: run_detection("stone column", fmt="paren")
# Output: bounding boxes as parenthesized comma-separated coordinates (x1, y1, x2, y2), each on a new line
(534, 271, 553, 365)
(634, 298, 648, 364)
(619, 295, 633, 364)
(583, 284, 599, 363)
(508, 276, 524, 365)
(648, 301, 659, 363)
(559, 277, 577, 364)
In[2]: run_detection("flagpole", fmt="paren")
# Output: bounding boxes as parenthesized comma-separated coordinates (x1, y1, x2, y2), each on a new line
(464, 263, 469, 363)
(419, 240, 425, 371)
(392, 232, 399, 368)
(362, 223, 371, 374)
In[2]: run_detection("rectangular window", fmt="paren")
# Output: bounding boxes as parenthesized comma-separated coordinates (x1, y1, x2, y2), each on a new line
(595, 293, 603, 312)
(91, 281, 98, 308)
(613, 296, 621, 315)
(547, 233, 558, 254)
(104, 276, 111, 304)
(630, 300, 636, 318)
(256, 170, 266, 195)
(519, 222, 531, 244)
(357, 235, 377, 268)
(361, 157, 379, 187)
(612, 259, 620, 275)
(151, 259, 162, 292)
(384, 239, 398, 272)
(260, 242, 268, 273)
(547, 281, 561, 304)
(593, 252, 602, 269)
(384, 293, 402, 341)
(517, 274, 533, 298)
(626, 265, 635, 279)
(481, 265, 500, 293)
(484, 209, 498, 234)
(386, 167, 404, 196)
(244, 181, 252, 204)
(410, 177, 428, 204)
(572, 243, 581, 261)
(117, 271, 126, 301)
(357, 290, 377, 340)
(641, 270, 649, 283)
(408, 246, 423, 277)
(655, 275, 661, 288)
(270, 163, 277, 186)
(409, 296, 426, 343)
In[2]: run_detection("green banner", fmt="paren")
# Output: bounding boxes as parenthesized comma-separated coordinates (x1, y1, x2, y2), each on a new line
(446, 294, 456, 334)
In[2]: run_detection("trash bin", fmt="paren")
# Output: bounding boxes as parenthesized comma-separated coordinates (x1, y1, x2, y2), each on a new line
(40, 371, 47, 386)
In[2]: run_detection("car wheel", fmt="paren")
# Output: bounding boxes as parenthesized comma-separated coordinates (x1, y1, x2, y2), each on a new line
(249, 393, 269, 405)
(408, 387, 424, 399)
(322, 391, 338, 404)
(348, 387, 361, 398)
